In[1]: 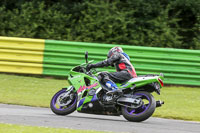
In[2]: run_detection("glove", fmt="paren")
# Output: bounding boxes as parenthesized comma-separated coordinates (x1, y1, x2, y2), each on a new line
(86, 64, 94, 71)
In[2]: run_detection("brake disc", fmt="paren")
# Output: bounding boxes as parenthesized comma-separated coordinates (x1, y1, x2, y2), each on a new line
(56, 92, 72, 106)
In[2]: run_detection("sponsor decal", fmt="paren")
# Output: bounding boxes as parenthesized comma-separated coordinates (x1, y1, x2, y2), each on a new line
(77, 83, 98, 93)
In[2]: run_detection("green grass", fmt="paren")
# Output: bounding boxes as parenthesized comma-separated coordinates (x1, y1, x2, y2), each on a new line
(153, 86, 200, 121)
(0, 123, 108, 133)
(0, 73, 68, 107)
(0, 73, 200, 121)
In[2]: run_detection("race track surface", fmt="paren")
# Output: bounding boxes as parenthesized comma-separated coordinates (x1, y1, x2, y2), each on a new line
(0, 104, 199, 133)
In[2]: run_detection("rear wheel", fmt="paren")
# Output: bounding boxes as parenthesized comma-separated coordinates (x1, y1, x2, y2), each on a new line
(121, 91, 156, 122)
(50, 89, 77, 115)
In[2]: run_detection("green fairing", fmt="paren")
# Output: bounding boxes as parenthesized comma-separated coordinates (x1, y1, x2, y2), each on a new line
(77, 96, 93, 111)
(126, 77, 163, 88)
(68, 65, 101, 111)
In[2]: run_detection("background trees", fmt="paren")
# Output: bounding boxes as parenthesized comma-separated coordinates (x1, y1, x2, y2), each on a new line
(0, 0, 199, 49)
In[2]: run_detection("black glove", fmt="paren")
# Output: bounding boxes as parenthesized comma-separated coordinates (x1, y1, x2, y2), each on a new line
(86, 64, 94, 71)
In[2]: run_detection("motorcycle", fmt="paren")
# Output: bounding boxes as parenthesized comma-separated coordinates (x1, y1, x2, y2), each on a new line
(50, 52, 164, 122)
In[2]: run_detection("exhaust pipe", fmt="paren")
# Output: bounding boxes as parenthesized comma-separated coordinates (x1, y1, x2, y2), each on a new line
(156, 100, 164, 107)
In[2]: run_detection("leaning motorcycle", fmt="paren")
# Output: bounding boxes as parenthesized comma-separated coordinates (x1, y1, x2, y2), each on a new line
(50, 52, 164, 122)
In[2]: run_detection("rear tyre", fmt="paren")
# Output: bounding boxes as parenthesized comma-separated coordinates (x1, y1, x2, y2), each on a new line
(121, 91, 156, 122)
(50, 89, 77, 115)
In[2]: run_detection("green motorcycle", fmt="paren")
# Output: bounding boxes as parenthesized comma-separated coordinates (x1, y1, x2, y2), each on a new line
(50, 52, 164, 122)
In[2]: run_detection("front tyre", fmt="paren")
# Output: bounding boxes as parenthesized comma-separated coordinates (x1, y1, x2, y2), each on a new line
(121, 91, 156, 122)
(50, 89, 77, 115)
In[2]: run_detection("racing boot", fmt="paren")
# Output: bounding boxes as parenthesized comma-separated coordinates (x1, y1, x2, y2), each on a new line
(105, 81, 122, 95)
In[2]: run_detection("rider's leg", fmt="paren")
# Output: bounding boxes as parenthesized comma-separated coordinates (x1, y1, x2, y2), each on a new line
(98, 72, 118, 91)
(98, 71, 132, 94)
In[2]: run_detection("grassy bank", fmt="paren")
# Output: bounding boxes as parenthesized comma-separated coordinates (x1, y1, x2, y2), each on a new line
(0, 123, 108, 133)
(0, 73, 200, 121)
(153, 86, 200, 121)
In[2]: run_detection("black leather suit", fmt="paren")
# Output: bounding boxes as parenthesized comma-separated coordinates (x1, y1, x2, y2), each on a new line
(91, 52, 137, 84)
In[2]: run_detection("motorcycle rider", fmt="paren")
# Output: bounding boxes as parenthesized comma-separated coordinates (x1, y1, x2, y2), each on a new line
(86, 46, 137, 94)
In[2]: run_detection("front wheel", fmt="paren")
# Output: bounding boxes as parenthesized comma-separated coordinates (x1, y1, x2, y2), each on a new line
(50, 89, 77, 115)
(121, 91, 156, 122)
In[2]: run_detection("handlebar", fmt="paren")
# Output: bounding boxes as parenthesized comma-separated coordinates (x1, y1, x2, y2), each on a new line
(72, 62, 97, 76)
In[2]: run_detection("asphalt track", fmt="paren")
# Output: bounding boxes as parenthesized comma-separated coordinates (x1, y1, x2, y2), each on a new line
(0, 104, 199, 133)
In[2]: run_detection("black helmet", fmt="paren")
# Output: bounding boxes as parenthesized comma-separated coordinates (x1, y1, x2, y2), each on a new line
(107, 47, 123, 58)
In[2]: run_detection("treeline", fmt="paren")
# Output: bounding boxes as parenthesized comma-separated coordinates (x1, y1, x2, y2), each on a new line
(0, 0, 199, 49)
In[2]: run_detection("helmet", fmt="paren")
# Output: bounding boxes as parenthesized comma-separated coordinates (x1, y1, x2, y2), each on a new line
(107, 47, 123, 58)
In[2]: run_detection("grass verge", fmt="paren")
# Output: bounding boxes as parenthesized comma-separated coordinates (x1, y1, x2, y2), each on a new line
(0, 73, 67, 107)
(0, 123, 108, 133)
(153, 86, 200, 121)
(0, 73, 200, 121)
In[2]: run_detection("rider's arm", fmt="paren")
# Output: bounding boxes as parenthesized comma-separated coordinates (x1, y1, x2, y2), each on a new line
(92, 53, 120, 68)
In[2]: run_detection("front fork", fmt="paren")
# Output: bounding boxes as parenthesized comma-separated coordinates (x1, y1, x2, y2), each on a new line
(59, 86, 77, 103)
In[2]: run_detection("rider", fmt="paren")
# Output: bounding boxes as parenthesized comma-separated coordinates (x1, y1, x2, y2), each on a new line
(86, 46, 137, 94)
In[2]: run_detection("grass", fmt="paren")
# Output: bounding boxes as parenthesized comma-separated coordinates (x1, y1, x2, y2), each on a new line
(0, 73, 68, 107)
(153, 86, 200, 121)
(0, 123, 108, 133)
(0, 73, 200, 121)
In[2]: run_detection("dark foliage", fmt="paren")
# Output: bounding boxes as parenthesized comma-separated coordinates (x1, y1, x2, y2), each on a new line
(0, 0, 199, 49)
